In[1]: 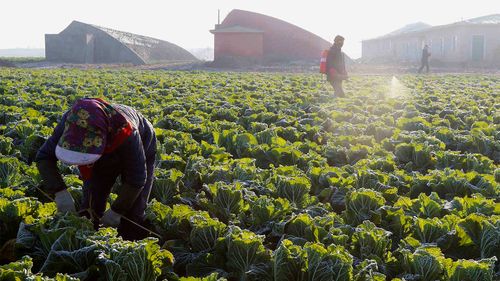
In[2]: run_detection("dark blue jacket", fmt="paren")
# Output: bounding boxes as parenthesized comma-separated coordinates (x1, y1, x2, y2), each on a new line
(326, 45, 346, 81)
(35, 104, 156, 194)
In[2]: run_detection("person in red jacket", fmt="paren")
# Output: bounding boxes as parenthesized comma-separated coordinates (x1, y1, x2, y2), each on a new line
(326, 35, 348, 97)
(35, 98, 157, 240)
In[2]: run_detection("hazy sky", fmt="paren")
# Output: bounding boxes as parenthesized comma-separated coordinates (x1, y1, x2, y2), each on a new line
(1, 0, 499, 58)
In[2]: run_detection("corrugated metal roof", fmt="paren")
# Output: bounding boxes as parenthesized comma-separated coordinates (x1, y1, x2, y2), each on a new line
(88, 23, 161, 48)
(384, 22, 432, 37)
(465, 14, 500, 24)
(66, 21, 197, 64)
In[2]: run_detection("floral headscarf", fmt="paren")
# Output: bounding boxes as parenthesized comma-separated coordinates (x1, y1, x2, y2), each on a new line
(58, 98, 133, 156)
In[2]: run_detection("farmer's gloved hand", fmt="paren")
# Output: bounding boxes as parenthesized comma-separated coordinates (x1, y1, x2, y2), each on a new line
(54, 189, 76, 213)
(101, 183, 142, 228)
(101, 209, 121, 227)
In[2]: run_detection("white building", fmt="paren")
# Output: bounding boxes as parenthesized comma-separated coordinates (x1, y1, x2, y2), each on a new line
(362, 14, 500, 67)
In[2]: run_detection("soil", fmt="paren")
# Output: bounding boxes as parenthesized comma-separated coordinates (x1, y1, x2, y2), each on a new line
(5, 60, 500, 75)
(0, 60, 15, 67)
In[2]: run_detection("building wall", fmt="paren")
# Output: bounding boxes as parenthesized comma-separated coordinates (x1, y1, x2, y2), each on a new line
(362, 24, 500, 66)
(214, 33, 263, 60)
(46, 22, 144, 64)
(221, 9, 330, 62)
(456, 25, 500, 64)
(45, 33, 87, 63)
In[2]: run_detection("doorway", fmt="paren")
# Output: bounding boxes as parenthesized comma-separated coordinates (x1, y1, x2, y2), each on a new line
(471, 35, 484, 62)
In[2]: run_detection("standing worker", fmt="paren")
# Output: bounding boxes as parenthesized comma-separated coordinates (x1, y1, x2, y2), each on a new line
(418, 44, 431, 73)
(326, 35, 348, 97)
(35, 98, 157, 241)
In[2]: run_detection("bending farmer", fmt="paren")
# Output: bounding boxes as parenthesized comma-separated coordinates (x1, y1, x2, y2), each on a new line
(326, 35, 348, 97)
(35, 98, 157, 241)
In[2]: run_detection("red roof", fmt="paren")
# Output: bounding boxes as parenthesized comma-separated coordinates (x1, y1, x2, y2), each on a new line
(215, 9, 331, 61)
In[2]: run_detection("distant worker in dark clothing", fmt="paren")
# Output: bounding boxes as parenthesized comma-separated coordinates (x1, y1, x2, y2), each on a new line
(326, 35, 348, 97)
(418, 45, 431, 73)
(35, 98, 157, 241)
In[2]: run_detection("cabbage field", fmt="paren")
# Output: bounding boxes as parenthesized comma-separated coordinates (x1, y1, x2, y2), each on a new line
(0, 69, 499, 281)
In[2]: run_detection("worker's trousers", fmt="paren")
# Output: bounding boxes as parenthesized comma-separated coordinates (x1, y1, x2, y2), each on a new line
(330, 79, 345, 97)
(418, 60, 429, 73)
(79, 150, 156, 241)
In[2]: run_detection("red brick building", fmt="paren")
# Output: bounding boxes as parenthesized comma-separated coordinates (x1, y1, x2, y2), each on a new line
(210, 9, 331, 64)
(210, 26, 264, 62)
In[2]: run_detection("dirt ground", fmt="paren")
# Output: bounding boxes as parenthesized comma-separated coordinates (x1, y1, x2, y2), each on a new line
(3, 60, 500, 75)
(0, 60, 15, 67)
